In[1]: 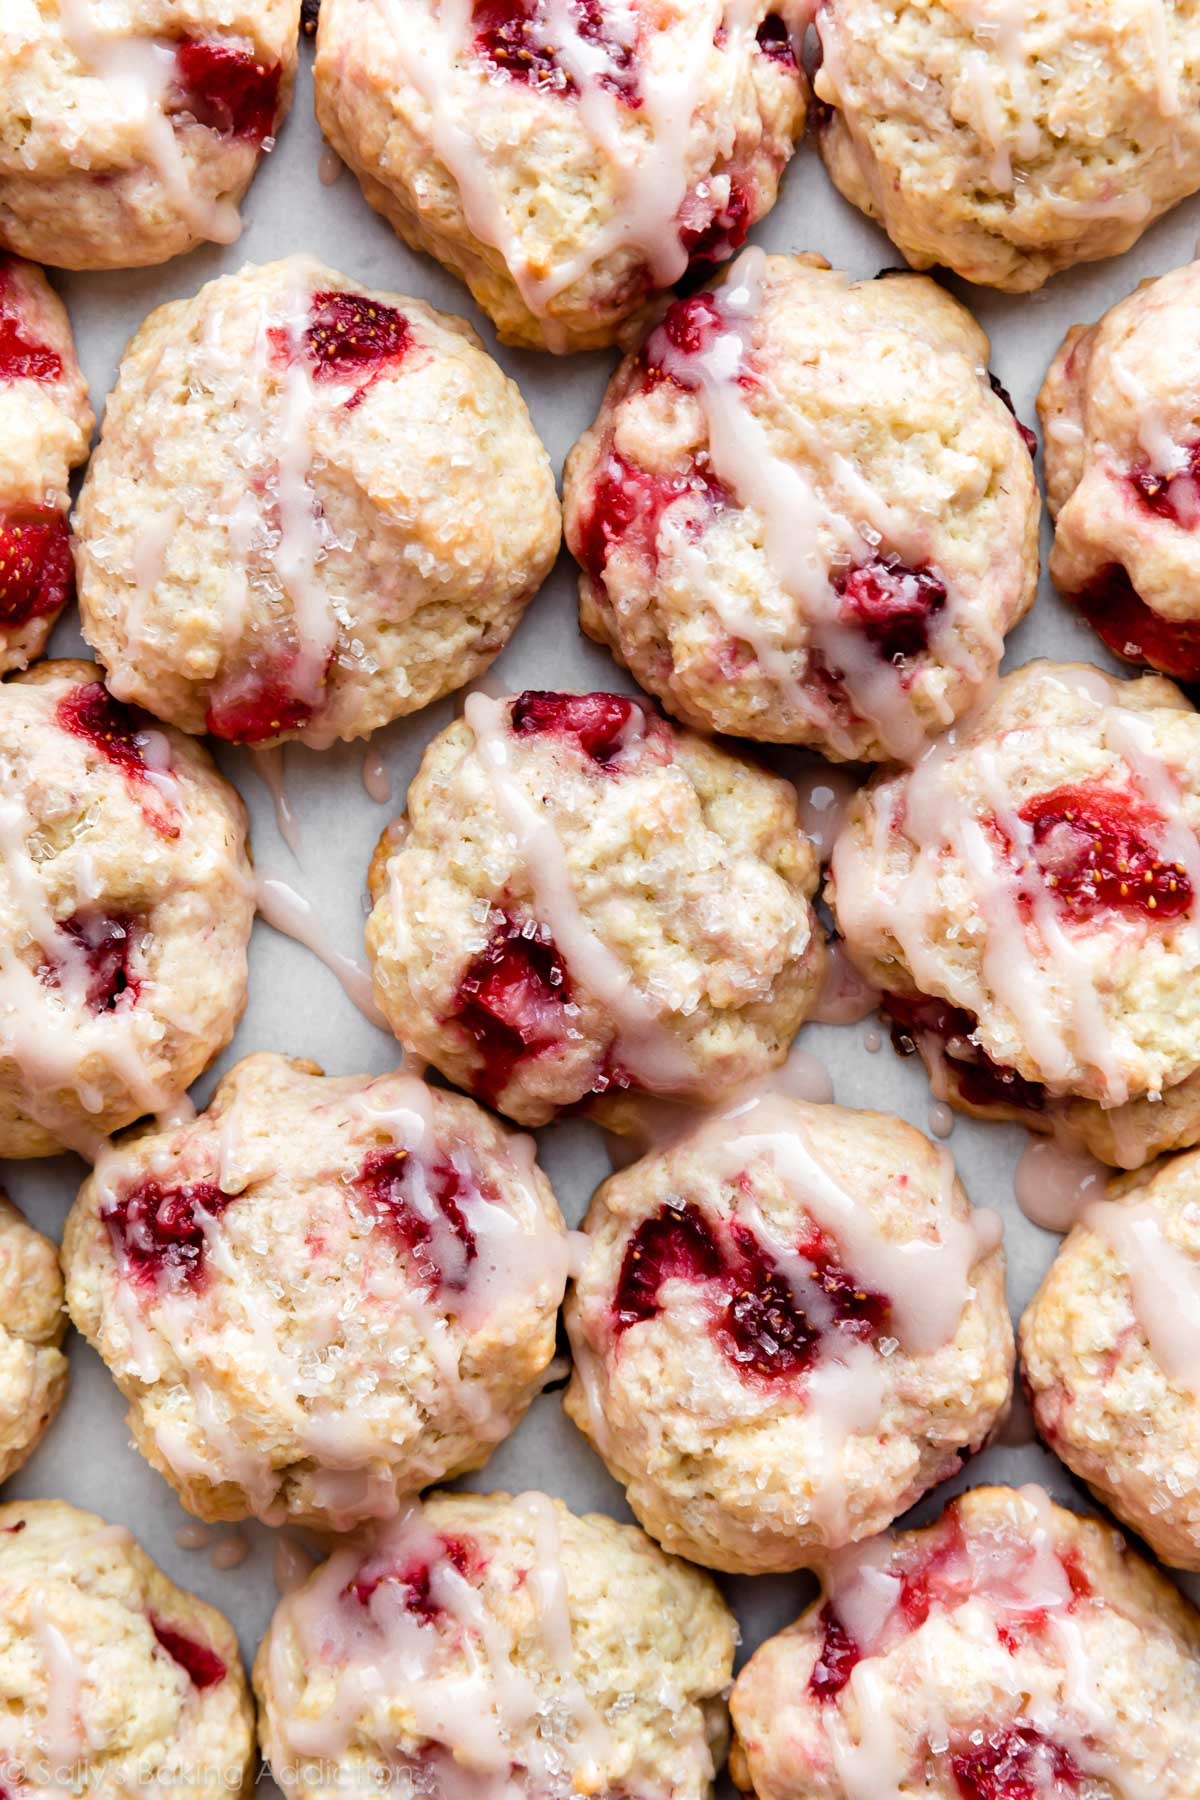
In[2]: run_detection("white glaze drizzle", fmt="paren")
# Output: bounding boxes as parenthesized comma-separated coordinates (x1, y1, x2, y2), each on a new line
(254, 874, 388, 1029)
(831, 668, 1200, 1109)
(385, 0, 767, 332)
(251, 746, 304, 858)
(655, 248, 967, 761)
(57, 0, 243, 244)
(267, 1495, 612, 1793)
(818, 1486, 1125, 1797)
(1083, 1195, 1200, 1395)
(1014, 1132, 1107, 1233)
(462, 691, 696, 1093)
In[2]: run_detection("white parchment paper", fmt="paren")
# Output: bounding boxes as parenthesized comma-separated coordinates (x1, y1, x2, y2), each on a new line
(7, 31, 1200, 1795)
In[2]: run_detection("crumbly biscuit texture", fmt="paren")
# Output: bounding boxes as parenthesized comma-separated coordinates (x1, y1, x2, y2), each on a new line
(0, 1498, 255, 1799)
(565, 1094, 1012, 1571)
(564, 251, 1039, 760)
(831, 661, 1200, 1132)
(315, 0, 809, 351)
(0, 1194, 68, 1484)
(64, 1053, 568, 1528)
(0, 0, 300, 269)
(0, 254, 93, 672)
(1022, 1150, 1200, 1570)
(365, 689, 825, 1129)
(814, 0, 1200, 292)
(1040, 258, 1200, 684)
(254, 1489, 735, 1800)
(75, 256, 560, 747)
(0, 659, 253, 1160)
(730, 1484, 1200, 1799)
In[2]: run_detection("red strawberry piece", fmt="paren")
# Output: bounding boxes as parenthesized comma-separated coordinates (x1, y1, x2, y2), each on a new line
(808, 1602, 861, 1702)
(305, 291, 411, 395)
(756, 13, 798, 64)
(102, 1179, 234, 1292)
(0, 262, 62, 383)
(950, 1727, 1084, 1800)
(149, 1618, 227, 1688)
(509, 690, 637, 765)
(679, 179, 753, 268)
(1020, 782, 1192, 922)
(834, 558, 948, 662)
(988, 373, 1037, 456)
(205, 668, 315, 744)
(356, 1150, 478, 1291)
(173, 39, 281, 142)
(473, 0, 640, 104)
(1128, 443, 1200, 526)
(0, 508, 72, 628)
(573, 448, 726, 584)
(1074, 563, 1200, 683)
(346, 1534, 480, 1618)
(884, 991, 1047, 1115)
(56, 681, 149, 778)
(452, 916, 571, 1106)
(54, 913, 139, 1013)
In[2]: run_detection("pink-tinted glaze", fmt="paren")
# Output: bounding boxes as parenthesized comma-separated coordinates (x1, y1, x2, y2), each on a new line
(355, 1150, 478, 1290)
(1074, 563, 1200, 684)
(613, 1201, 890, 1382)
(950, 1727, 1085, 1799)
(834, 558, 947, 663)
(173, 38, 281, 142)
(149, 1616, 227, 1688)
(102, 1179, 234, 1292)
(884, 991, 1048, 1115)
(509, 689, 637, 765)
(1129, 443, 1200, 524)
(345, 1533, 481, 1620)
(472, 0, 641, 103)
(1019, 782, 1193, 922)
(0, 508, 73, 627)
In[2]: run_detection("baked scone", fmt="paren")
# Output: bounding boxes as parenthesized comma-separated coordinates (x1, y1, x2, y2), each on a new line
(254, 1489, 735, 1800)
(0, 1497, 255, 1798)
(365, 688, 826, 1129)
(830, 659, 1200, 1168)
(812, 0, 1200, 293)
(565, 1093, 1011, 1572)
(730, 1485, 1200, 1799)
(63, 1053, 568, 1528)
(313, 0, 809, 352)
(563, 250, 1039, 761)
(0, 0, 300, 269)
(1040, 257, 1200, 683)
(1022, 1151, 1200, 1571)
(0, 254, 93, 673)
(0, 660, 253, 1161)
(75, 256, 560, 747)
(0, 1194, 68, 1484)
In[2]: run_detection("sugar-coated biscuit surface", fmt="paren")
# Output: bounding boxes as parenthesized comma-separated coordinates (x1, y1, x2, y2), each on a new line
(814, 0, 1200, 292)
(64, 1053, 568, 1528)
(0, 0, 300, 269)
(1022, 1150, 1200, 1570)
(564, 253, 1039, 762)
(830, 661, 1200, 1150)
(0, 254, 93, 673)
(1040, 258, 1200, 684)
(0, 660, 253, 1160)
(365, 690, 825, 1129)
(254, 1489, 736, 1800)
(75, 256, 561, 747)
(0, 1497, 255, 1799)
(730, 1485, 1200, 1798)
(314, 0, 809, 351)
(565, 1095, 1012, 1572)
(0, 1194, 67, 1485)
